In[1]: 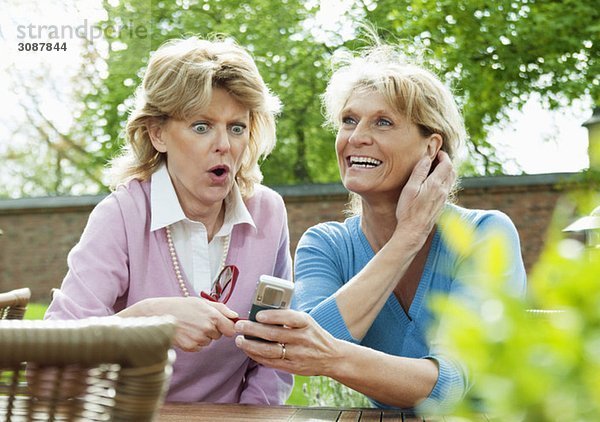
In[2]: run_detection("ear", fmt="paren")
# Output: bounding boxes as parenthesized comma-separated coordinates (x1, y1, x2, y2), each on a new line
(425, 133, 443, 160)
(148, 119, 167, 153)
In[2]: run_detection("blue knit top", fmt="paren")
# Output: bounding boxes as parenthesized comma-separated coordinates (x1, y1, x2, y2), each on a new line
(293, 204, 526, 410)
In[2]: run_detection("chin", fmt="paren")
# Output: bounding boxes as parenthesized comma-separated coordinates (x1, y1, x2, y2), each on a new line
(342, 180, 369, 195)
(200, 188, 229, 204)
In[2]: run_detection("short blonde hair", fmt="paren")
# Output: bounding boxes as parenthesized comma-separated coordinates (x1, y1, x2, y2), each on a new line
(109, 36, 281, 197)
(323, 45, 466, 162)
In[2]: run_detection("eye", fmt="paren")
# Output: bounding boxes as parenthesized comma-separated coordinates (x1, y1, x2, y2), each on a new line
(230, 123, 247, 135)
(192, 122, 210, 134)
(376, 118, 393, 127)
(341, 116, 357, 126)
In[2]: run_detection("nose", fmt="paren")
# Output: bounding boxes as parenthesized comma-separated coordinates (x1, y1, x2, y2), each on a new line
(214, 127, 231, 153)
(347, 121, 373, 146)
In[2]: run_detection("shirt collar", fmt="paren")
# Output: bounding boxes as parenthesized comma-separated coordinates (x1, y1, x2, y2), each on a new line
(218, 181, 256, 236)
(150, 164, 255, 232)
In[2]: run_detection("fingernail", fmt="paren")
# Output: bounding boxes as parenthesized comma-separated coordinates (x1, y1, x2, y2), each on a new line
(234, 321, 245, 331)
(256, 312, 266, 322)
(235, 336, 243, 346)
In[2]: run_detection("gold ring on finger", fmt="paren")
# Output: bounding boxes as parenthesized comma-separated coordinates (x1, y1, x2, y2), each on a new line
(279, 343, 286, 360)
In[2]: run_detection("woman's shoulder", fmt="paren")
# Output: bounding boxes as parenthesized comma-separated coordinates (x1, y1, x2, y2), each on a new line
(243, 185, 288, 230)
(300, 215, 360, 246)
(92, 179, 150, 221)
(444, 203, 520, 237)
(112, 178, 150, 202)
(246, 184, 284, 206)
(243, 185, 288, 213)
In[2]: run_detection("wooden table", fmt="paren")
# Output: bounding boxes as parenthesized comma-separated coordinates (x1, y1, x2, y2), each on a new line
(159, 403, 485, 421)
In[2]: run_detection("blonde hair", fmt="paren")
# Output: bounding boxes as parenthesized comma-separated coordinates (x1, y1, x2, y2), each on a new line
(108, 36, 281, 197)
(322, 45, 467, 215)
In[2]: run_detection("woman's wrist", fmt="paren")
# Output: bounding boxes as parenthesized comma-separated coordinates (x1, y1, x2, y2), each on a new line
(390, 223, 431, 252)
(322, 338, 354, 380)
(117, 297, 160, 318)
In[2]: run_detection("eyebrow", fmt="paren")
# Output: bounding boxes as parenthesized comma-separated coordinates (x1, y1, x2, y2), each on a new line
(341, 107, 395, 116)
(189, 112, 250, 122)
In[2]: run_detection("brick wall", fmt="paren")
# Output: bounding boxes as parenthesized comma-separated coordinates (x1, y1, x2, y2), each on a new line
(0, 173, 585, 303)
(457, 179, 565, 278)
(0, 196, 103, 303)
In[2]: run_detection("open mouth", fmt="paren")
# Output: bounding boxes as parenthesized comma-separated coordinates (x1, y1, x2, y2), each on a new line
(348, 155, 382, 168)
(209, 165, 229, 177)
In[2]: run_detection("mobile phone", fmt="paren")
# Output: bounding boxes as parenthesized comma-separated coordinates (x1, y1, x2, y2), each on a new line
(246, 275, 294, 341)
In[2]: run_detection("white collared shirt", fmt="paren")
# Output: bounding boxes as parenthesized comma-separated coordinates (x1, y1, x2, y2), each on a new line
(150, 164, 255, 294)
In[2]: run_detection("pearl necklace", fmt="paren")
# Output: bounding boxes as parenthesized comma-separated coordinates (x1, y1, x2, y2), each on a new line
(165, 225, 231, 297)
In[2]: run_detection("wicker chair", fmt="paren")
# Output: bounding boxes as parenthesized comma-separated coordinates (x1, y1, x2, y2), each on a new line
(0, 288, 31, 320)
(0, 316, 176, 421)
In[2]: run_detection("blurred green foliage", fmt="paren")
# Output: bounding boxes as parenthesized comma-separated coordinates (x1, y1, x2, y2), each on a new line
(285, 375, 310, 406)
(430, 192, 600, 420)
(23, 303, 47, 320)
(300, 375, 370, 408)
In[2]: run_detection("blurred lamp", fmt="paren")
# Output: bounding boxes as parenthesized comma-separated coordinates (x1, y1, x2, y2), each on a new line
(563, 206, 600, 248)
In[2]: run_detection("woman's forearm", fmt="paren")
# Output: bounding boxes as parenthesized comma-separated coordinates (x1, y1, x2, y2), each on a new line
(233, 309, 440, 408)
(333, 232, 422, 340)
(326, 339, 439, 408)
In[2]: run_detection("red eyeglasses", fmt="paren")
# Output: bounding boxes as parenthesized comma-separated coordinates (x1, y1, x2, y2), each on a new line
(200, 265, 239, 304)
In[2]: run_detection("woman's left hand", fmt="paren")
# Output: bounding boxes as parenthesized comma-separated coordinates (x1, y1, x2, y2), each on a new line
(234, 309, 339, 376)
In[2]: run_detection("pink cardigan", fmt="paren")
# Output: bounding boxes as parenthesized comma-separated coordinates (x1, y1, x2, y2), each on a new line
(45, 179, 293, 404)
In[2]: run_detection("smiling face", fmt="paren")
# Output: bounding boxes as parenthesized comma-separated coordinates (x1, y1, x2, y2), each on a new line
(336, 89, 441, 202)
(149, 88, 250, 218)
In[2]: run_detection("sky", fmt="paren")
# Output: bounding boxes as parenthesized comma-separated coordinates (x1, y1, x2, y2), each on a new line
(0, 0, 594, 192)
(487, 97, 591, 174)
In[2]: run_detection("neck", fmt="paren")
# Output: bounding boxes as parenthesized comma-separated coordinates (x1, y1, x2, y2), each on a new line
(359, 197, 399, 253)
(183, 201, 226, 242)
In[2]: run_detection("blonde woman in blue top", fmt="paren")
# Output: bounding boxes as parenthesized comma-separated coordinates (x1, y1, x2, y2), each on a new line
(234, 44, 526, 412)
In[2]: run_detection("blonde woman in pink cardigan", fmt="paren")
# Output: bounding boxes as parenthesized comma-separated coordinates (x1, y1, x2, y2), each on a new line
(45, 36, 293, 404)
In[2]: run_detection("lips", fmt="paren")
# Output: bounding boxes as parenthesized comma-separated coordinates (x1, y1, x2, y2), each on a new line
(347, 155, 382, 168)
(208, 164, 230, 182)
